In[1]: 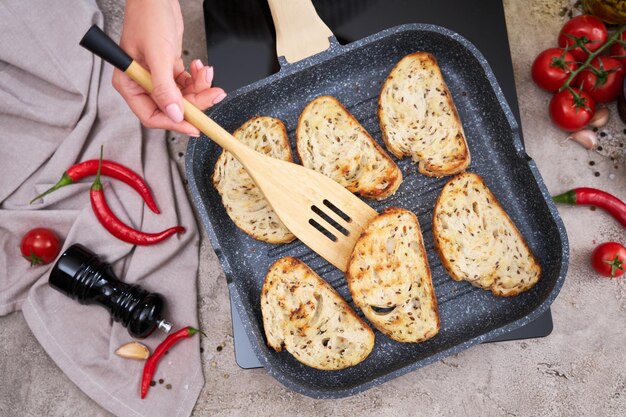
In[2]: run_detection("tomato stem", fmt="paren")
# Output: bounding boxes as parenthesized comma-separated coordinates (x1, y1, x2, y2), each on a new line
(559, 26, 626, 93)
(603, 255, 624, 278)
(551, 49, 575, 71)
(564, 85, 592, 112)
(23, 249, 44, 266)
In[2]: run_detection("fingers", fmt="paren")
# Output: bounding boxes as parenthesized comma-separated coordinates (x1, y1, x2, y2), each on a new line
(187, 87, 227, 110)
(189, 59, 202, 79)
(175, 71, 192, 89)
(173, 57, 191, 89)
(183, 59, 227, 110)
(113, 57, 227, 135)
(190, 59, 211, 92)
(112, 69, 200, 137)
(145, 52, 185, 124)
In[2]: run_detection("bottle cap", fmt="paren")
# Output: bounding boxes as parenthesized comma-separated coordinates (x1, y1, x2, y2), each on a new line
(48, 244, 97, 297)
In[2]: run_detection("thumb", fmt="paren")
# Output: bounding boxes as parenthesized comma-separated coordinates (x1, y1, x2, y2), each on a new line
(147, 56, 184, 123)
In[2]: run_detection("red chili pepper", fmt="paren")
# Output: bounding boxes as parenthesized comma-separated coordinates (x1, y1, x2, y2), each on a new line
(91, 148, 185, 245)
(31, 159, 160, 213)
(141, 326, 201, 399)
(553, 187, 626, 227)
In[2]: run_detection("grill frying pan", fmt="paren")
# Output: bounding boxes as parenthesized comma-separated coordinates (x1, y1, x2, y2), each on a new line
(186, 0, 568, 398)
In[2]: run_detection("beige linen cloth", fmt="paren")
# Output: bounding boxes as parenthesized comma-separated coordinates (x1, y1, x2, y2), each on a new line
(0, 1, 205, 416)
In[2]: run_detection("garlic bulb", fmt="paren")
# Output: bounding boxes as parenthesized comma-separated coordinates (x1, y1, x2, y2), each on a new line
(588, 107, 610, 128)
(567, 129, 598, 150)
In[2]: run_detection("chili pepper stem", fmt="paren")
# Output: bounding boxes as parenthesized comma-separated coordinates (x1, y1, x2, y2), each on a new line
(552, 190, 577, 204)
(30, 172, 75, 204)
(187, 327, 206, 337)
(92, 145, 104, 192)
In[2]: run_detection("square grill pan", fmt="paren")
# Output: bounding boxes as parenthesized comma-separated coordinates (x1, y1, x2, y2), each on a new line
(185, 24, 569, 398)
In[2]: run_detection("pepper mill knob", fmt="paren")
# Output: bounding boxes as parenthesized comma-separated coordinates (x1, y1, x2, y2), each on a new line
(48, 244, 172, 339)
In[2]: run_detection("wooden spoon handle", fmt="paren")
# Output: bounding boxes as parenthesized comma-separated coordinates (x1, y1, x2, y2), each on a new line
(79, 25, 250, 157)
(267, 0, 333, 64)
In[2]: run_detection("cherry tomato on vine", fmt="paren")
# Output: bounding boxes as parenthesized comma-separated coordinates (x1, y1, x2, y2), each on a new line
(609, 31, 626, 67)
(549, 88, 596, 131)
(20, 228, 61, 266)
(576, 56, 625, 103)
(531, 48, 578, 92)
(591, 242, 626, 278)
(558, 15, 608, 62)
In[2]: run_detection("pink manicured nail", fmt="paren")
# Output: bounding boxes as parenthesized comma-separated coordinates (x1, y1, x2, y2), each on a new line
(189, 131, 200, 138)
(206, 66, 214, 84)
(194, 60, 203, 71)
(213, 92, 227, 104)
(165, 103, 184, 123)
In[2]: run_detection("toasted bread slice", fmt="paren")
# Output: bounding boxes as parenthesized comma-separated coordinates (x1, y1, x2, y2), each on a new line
(432, 172, 541, 297)
(347, 207, 440, 343)
(212, 117, 295, 244)
(378, 52, 470, 177)
(261, 257, 375, 370)
(296, 96, 402, 200)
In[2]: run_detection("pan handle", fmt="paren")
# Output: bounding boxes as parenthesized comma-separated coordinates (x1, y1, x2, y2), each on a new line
(267, 0, 336, 65)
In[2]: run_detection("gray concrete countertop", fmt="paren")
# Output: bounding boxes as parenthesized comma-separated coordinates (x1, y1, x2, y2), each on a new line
(1, 1, 625, 416)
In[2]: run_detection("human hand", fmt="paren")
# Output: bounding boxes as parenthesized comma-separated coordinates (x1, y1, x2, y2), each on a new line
(113, 0, 226, 136)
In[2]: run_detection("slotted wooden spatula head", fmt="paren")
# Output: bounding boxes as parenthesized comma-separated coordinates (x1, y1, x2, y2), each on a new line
(80, 25, 378, 272)
(234, 148, 379, 271)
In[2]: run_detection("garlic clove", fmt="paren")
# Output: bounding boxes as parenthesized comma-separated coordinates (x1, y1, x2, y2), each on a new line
(588, 107, 610, 128)
(567, 129, 598, 150)
(115, 342, 150, 360)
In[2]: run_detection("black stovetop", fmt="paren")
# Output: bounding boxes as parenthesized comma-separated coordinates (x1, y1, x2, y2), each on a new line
(202, 0, 553, 369)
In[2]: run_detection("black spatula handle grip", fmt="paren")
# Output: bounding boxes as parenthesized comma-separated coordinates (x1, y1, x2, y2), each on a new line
(80, 25, 132, 72)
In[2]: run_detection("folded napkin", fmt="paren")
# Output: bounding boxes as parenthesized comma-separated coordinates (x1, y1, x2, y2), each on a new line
(0, 1, 204, 416)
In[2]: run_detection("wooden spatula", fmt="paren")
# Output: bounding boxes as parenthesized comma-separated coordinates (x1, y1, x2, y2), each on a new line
(79, 25, 378, 272)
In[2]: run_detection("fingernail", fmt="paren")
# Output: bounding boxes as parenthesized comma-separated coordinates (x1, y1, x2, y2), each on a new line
(165, 103, 184, 123)
(206, 66, 214, 84)
(194, 59, 203, 71)
(213, 92, 227, 104)
(189, 131, 200, 138)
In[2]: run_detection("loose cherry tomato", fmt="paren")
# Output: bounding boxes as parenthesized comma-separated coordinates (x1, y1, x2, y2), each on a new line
(531, 48, 578, 92)
(558, 15, 608, 62)
(576, 56, 625, 103)
(609, 31, 626, 67)
(549, 88, 596, 131)
(20, 228, 61, 266)
(591, 242, 625, 278)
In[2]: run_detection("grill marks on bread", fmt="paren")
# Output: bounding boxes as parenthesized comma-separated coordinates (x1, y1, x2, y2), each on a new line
(347, 208, 440, 343)
(261, 257, 375, 370)
(297, 96, 402, 200)
(212, 117, 295, 243)
(432, 173, 541, 297)
(379, 52, 470, 177)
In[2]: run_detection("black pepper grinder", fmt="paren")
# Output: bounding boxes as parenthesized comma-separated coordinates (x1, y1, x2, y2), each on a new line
(48, 244, 173, 338)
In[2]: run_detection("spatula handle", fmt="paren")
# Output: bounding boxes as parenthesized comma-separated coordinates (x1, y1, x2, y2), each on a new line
(267, 0, 333, 64)
(79, 25, 249, 156)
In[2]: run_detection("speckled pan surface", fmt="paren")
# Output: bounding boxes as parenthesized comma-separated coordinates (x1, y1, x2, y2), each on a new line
(185, 24, 569, 398)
